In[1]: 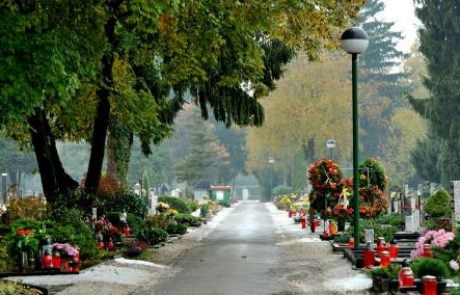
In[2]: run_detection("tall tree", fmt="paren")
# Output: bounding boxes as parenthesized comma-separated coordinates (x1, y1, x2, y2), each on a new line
(410, 0, 460, 187)
(0, 0, 365, 210)
(174, 107, 229, 184)
(357, 0, 407, 160)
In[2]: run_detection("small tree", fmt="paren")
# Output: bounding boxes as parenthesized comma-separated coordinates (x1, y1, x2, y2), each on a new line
(425, 189, 451, 218)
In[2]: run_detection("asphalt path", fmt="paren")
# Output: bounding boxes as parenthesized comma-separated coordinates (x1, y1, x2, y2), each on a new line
(152, 202, 299, 295)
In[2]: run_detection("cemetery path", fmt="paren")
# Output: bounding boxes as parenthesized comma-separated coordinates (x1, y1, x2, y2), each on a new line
(6, 202, 371, 294)
(134, 202, 372, 295)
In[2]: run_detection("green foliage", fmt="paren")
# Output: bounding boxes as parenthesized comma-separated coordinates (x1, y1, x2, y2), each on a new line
(411, 258, 449, 280)
(3, 197, 48, 224)
(360, 219, 399, 243)
(273, 185, 293, 196)
(359, 158, 387, 191)
(184, 200, 199, 213)
(7, 217, 99, 262)
(0, 238, 13, 272)
(412, 0, 460, 187)
(158, 196, 190, 214)
(367, 264, 401, 279)
(219, 199, 231, 208)
(136, 227, 168, 245)
(175, 214, 202, 227)
(0, 281, 37, 295)
(127, 214, 146, 236)
(100, 192, 148, 218)
(200, 204, 210, 218)
(411, 131, 441, 183)
(377, 214, 405, 230)
(425, 189, 452, 218)
(166, 222, 188, 235)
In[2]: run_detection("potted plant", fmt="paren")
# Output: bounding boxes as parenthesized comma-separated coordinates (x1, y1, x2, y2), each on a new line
(368, 264, 400, 292)
(411, 257, 449, 294)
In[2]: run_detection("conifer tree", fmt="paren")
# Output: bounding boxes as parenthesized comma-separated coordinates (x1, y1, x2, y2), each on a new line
(411, 0, 460, 186)
(357, 0, 407, 159)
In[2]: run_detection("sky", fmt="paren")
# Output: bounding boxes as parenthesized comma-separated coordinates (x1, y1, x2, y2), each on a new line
(381, 0, 419, 53)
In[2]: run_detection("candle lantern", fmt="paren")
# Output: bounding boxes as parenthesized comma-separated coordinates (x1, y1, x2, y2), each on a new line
(363, 242, 375, 268)
(301, 216, 307, 229)
(399, 267, 414, 288)
(389, 244, 400, 259)
(380, 250, 390, 267)
(423, 275, 437, 295)
(52, 251, 61, 269)
(43, 249, 53, 269)
(423, 244, 433, 258)
(348, 238, 355, 248)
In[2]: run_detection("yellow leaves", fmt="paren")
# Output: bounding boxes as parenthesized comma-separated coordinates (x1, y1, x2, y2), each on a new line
(246, 52, 354, 175)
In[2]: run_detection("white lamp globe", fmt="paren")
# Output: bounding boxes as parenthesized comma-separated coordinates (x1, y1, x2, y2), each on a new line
(341, 27, 369, 54)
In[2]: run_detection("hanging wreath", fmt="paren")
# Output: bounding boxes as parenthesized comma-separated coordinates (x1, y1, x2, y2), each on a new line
(308, 158, 350, 217)
(359, 158, 388, 191)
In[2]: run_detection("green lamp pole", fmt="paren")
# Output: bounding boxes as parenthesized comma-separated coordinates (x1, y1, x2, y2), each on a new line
(341, 27, 369, 249)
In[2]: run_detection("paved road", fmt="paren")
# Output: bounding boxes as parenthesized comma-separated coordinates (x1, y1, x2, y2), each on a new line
(151, 202, 299, 295)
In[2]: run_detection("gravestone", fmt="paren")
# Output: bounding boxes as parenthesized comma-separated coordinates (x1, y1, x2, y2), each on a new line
(1, 173, 7, 204)
(451, 181, 460, 224)
(405, 215, 415, 232)
(413, 210, 420, 230)
(430, 182, 437, 195)
(365, 229, 375, 244)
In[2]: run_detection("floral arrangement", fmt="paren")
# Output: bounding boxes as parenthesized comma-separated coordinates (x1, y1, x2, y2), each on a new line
(331, 204, 353, 222)
(308, 159, 350, 217)
(15, 228, 38, 252)
(355, 185, 388, 218)
(276, 195, 292, 210)
(167, 209, 179, 216)
(156, 202, 170, 213)
(411, 229, 455, 258)
(53, 243, 79, 257)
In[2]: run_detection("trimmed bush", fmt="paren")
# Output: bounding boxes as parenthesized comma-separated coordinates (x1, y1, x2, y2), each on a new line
(100, 192, 148, 218)
(136, 227, 168, 245)
(425, 189, 451, 218)
(411, 257, 449, 280)
(158, 196, 190, 214)
(273, 185, 293, 197)
(175, 214, 202, 227)
(175, 223, 188, 235)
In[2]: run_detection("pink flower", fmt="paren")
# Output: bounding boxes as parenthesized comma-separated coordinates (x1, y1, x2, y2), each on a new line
(450, 260, 459, 272)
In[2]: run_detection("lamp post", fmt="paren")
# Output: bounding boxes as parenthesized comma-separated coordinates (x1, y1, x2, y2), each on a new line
(269, 157, 275, 201)
(326, 139, 336, 160)
(341, 27, 369, 249)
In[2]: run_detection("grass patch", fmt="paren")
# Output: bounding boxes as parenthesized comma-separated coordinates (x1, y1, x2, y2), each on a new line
(0, 280, 39, 295)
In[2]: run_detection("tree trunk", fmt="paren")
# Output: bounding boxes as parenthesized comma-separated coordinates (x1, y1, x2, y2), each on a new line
(106, 116, 133, 188)
(28, 110, 78, 208)
(84, 16, 117, 204)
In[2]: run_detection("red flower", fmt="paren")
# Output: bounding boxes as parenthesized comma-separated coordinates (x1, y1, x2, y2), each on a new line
(17, 229, 25, 236)
(24, 229, 32, 236)
(346, 209, 353, 215)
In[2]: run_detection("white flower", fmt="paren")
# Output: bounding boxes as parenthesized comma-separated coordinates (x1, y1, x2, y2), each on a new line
(449, 260, 459, 272)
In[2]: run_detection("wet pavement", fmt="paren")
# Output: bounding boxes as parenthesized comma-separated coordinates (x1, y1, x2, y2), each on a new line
(147, 202, 300, 295)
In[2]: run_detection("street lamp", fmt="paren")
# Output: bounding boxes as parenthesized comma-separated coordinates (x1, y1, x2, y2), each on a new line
(341, 27, 368, 249)
(326, 139, 336, 160)
(268, 157, 275, 201)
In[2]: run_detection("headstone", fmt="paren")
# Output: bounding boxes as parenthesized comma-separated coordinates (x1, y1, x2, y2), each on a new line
(92, 207, 97, 230)
(1, 173, 7, 204)
(392, 200, 400, 214)
(242, 188, 249, 201)
(413, 210, 421, 230)
(410, 195, 416, 211)
(150, 193, 158, 214)
(451, 181, 460, 224)
(405, 215, 415, 232)
(365, 229, 375, 244)
(430, 182, 437, 195)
